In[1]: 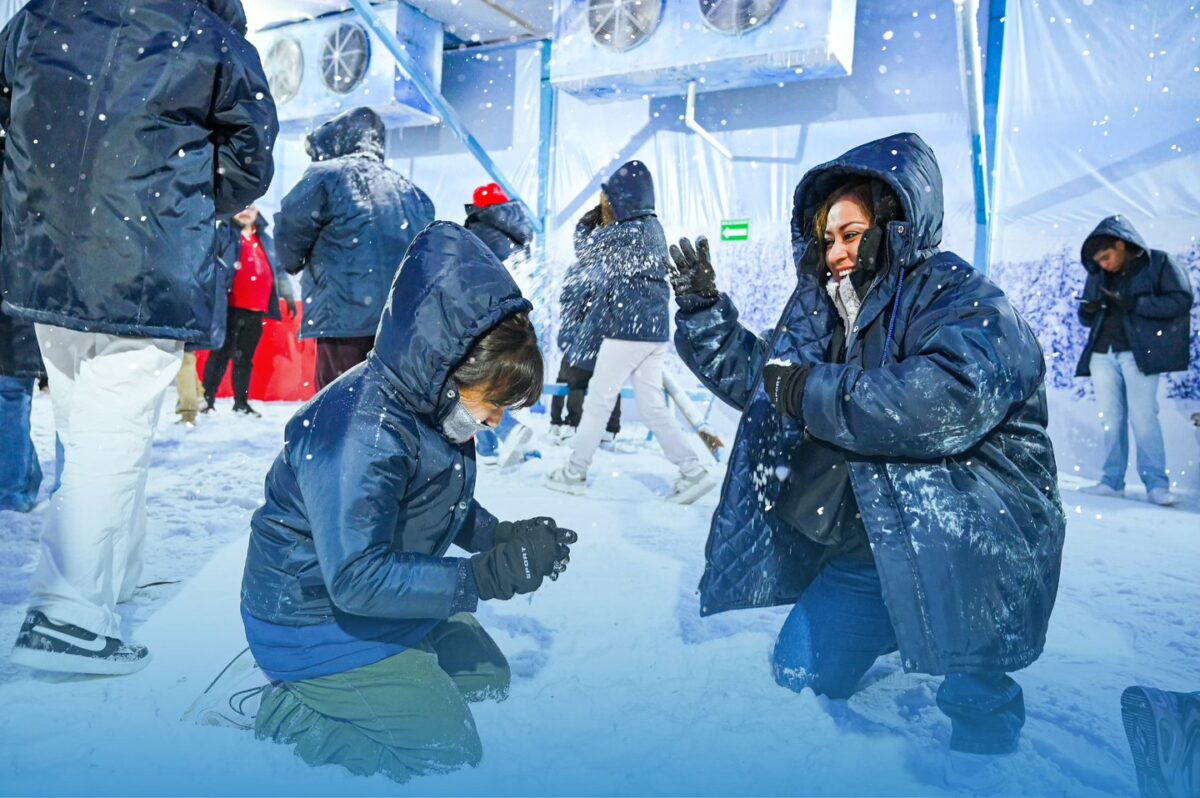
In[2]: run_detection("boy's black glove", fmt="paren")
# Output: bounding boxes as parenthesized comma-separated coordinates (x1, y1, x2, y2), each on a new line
(1079, 298, 1103, 315)
(762, 362, 811, 423)
(668, 236, 719, 311)
(471, 522, 577, 600)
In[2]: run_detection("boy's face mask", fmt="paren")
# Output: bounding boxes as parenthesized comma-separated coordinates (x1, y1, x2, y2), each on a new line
(441, 399, 492, 444)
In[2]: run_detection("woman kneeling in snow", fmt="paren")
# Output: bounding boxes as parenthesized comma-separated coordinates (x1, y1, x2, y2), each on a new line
(240, 222, 575, 781)
(670, 133, 1066, 755)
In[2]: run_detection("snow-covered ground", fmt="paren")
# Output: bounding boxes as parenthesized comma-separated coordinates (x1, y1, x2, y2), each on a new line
(0, 389, 1197, 797)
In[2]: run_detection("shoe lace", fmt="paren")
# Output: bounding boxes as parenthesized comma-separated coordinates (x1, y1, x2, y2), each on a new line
(229, 684, 267, 716)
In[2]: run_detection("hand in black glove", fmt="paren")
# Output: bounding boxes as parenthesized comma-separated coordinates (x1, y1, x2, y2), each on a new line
(1100, 288, 1130, 311)
(471, 522, 577, 600)
(1079, 298, 1103, 315)
(762, 362, 811, 422)
(668, 236, 719, 310)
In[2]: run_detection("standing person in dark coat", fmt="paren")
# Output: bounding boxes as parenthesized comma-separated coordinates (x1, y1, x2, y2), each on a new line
(275, 107, 435, 390)
(463, 182, 532, 262)
(1, 0, 277, 676)
(201, 206, 298, 418)
(545, 161, 714, 503)
(0, 306, 43, 512)
(670, 133, 1066, 755)
(228, 223, 575, 781)
(1075, 215, 1192, 506)
(550, 205, 621, 439)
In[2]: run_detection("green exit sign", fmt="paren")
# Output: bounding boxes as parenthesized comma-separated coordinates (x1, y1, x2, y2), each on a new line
(720, 219, 750, 241)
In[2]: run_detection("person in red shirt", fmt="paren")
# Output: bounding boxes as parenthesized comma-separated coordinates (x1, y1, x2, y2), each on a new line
(202, 206, 297, 416)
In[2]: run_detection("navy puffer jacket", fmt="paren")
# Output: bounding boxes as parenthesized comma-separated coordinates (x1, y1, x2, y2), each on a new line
(274, 107, 435, 340)
(241, 222, 530, 633)
(675, 133, 1066, 675)
(557, 211, 604, 370)
(1075, 215, 1193, 377)
(0, 0, 277, 343)
(464, 200, 532, 262)
(588, 161, 670, 344)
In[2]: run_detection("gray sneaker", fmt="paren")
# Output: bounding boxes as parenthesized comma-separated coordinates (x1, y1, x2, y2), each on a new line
(1148, 488, 1178, 507)
(668, 469, 717, 505)
(1080, 482, 1125, 498)
(544, 464, 587, 495)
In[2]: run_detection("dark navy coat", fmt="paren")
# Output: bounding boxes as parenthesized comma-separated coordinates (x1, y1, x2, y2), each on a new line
(0, 0, 277, 344)
(1075, 215, 1193, 377)
(557, 211, 604, 370)
(274, 107, 435, 341)
(464, 201, 532, 262)
(676, 133, 1066, 675)
(242, 222, 530, 634)
(587, 161, 670, 345)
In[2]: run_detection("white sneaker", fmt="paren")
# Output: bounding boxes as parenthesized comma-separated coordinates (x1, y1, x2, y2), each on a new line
(182, 647, 269, 730)
(497, 424, 535, 469)
(477, 452, 499, 467)
(1147, 488, 1178, 507)
(1079, 482, 1125, 498)
(544, 464, 587, 495)
(668, 469, 717, 505)
(598, 431, 616, 452)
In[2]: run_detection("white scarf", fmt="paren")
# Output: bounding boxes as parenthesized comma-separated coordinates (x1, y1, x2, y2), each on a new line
(826, 276, 862, 332)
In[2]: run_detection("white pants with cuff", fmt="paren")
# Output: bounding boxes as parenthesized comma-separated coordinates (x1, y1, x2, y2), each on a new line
(568, 339, 702, 477)
(30, 324, 184, 639)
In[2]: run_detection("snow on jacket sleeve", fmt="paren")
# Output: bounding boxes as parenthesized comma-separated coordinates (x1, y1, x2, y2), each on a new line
(293, 415, 465, 620)
(452, 501, 499, 553)
(275, 169, 329, 275)
(803, 273, 1044, 459)
(674, 294, 769, 413)
(1135, 253, 1194, 320)
(209, 34, 278, 216)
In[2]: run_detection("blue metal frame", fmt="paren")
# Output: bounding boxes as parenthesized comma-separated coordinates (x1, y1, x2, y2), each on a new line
(979, 0, 1008, 275)
(536, 40, 555, 229)
(346, 0, 543, 233)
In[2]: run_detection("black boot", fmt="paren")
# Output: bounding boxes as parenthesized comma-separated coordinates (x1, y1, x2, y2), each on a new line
(232, 400, 261, 418)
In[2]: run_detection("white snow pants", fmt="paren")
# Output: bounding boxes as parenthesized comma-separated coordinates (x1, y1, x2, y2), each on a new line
(30, 324, 183, 639)
(568, 339, 702, 476)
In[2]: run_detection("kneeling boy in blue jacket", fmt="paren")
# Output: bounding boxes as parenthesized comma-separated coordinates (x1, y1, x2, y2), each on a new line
(239, 222, 575, 782)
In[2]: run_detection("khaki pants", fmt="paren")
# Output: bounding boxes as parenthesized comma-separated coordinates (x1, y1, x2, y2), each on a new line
(255, 614, 510, 782)
(175, 352, 204, 422)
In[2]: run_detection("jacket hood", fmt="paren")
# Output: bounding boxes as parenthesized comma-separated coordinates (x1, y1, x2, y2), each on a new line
(200, 0, 248, 36)
(602, 160, 656, 222)
(791, 132, 943, 274)
(307, 107, 386, 162)
(372, 222, 532, 422)
(465, 201, 533, 248)
(1081, 215, 1149, 273)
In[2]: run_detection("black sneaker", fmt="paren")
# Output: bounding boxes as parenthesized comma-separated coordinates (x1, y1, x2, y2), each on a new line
(231, 401, 261, 418)
(9, 611, 151, 676)
(200, 400, 215, 413)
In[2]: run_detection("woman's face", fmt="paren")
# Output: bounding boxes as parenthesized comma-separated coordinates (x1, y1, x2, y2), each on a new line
(457, 384, 506, 429)
(823, 197, 873, 281)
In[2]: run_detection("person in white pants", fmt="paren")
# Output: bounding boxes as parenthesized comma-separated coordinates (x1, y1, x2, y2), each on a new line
(549, 339, 715, 503)
(26, 327, 183, 634)
(544, 160, 715, 504)
(2, 0, 278, 675)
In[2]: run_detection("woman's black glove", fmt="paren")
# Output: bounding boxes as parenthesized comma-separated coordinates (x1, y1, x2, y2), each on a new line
(1100, 288, 1131, 311)
(762, 362, 811, 423)
(668, 236, 720, 311)
(471, 522, 577, 600)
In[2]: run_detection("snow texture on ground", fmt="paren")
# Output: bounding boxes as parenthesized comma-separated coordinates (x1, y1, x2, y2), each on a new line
(0, 389, 1197, 796)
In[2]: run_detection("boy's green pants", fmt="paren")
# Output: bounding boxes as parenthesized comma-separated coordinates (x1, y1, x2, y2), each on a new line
(255, 614, 510, 782)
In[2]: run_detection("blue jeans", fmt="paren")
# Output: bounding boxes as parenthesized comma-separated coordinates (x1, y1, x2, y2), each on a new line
(772, 556, 1025, 754)
(1090, 351, 1168, 491)
(474, 413, 518, 457)
(0, 376, 43, 512)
